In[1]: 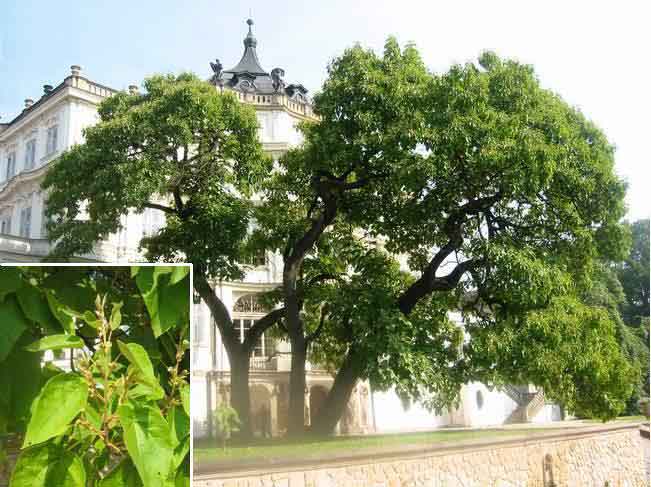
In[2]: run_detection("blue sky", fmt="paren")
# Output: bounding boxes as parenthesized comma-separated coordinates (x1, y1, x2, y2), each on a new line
(1, 0, 648, 219)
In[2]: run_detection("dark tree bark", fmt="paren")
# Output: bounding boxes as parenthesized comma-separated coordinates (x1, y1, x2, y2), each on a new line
(287, 333, 308, 434)
(226, 351, 252, 438)
(309, 350, 361, 435)
(309, 211, 484, 435)
(194, 273, 284, 439)
(283, 189, 339, 436)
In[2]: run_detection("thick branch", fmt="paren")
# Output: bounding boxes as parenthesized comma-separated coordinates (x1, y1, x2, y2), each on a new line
(144, 202, 176, 214)
(243, 307, 286, 353)
(193, 273, 239, 350)
(398, 258, 477, 315)
(173, 187, 185, 215)
(307, 306, 329, 343)
(398, 191, 504, 315)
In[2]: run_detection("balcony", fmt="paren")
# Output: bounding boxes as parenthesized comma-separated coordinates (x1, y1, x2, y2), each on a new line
(249, 356, 276, 371)
(0, 233, 50, 261)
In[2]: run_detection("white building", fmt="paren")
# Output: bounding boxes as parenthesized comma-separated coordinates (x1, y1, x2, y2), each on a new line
(0, 68, 165, 262)
(0, 18, 561, 438)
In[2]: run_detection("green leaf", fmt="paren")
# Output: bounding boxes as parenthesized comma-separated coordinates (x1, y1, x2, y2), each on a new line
(117, 341, 158, 386)
(80, 310, 100, 329)
(180, 383, 190, 416)
(174, 463, 189, 487)
(16, 284, 59, 333)
(23, 373, 89, 448)
(130, 266, 140, 278)
(168, 406, 189, 469)
(168, 405, 189, 443)
(110, 301, 123, 330)
(0, 295, 28, 362)
(169, 266, 190, 285)
(0, 266, 22, 301)
(118, 341, 165, 400)
(46, 451, 86, 487)
(0, 335, 41, 433)
(45, 291, 76, 334)
(118, 402, 176, 487)
(24, 334, 84, 352)
(9, 443, 85, 487)
(135, 269, 189, 337)
(98, 459, 143, 487)
(127, 382, 164, 401)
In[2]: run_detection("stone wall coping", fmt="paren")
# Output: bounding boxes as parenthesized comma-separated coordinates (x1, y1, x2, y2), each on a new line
(194, 422, 646, 479)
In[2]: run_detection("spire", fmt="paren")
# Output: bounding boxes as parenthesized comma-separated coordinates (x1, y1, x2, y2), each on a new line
(224, 18, 267, 76)
(244, 18, 257, 48)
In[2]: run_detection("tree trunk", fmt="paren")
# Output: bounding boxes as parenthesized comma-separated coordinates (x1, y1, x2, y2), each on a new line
(228, 351, 252, 439)
(309, 351, 361, 436)
(287, 333, 308, 436)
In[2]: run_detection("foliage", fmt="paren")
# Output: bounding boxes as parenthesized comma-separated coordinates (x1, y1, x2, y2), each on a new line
(618, 219, 650, 327)
(42, 73, 270, 282)
(0, 266, 190, 487)
(39, 38, 638, 431)
(467, 295, 635, 420)
(255, 40, 634, 428)
(214, 404, 240, 451)
(42, 73, 278, 437)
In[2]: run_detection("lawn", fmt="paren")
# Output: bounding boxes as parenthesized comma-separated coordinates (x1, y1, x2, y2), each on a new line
(194, 416, 647, 468)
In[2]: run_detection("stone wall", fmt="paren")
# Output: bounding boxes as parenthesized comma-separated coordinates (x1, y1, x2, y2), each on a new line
(194, 424, 649, 487)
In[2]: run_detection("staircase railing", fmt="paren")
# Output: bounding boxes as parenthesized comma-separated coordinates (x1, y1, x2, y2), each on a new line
(501, 384, 525, 404)
(524, 389, 546, 421)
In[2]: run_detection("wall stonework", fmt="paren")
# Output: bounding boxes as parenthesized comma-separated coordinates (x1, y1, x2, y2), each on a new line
(194, 425, 649, 487)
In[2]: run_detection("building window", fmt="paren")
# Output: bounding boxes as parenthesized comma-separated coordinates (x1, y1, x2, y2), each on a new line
(0, 216, 11, 235)
(40, 208, 51, 238)
(240, 249, 266, 268)
(19, 207, 31, 238)
(232, 294, 274, 357)
(25, 139, 36, 170)
(233, 293, 267, 313)
(46, 126, 58, 155)
(6, 152, 16, 180)
(476, 390, 484, 410)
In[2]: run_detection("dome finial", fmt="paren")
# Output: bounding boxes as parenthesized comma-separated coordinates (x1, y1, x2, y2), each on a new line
(243, 17, 257, 48)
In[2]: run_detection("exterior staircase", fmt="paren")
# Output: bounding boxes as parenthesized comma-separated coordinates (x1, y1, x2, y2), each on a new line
(502, 386, 546, 424)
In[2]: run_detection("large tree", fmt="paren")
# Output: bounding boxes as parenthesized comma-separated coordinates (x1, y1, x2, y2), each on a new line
(42, 74, 283, 438)
(254, 41, 635, 434)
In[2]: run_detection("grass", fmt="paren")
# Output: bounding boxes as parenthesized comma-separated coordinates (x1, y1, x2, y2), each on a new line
(582, 415, 646, 424)
(194, 416, 648, 466)
(195, 426, 566, 464)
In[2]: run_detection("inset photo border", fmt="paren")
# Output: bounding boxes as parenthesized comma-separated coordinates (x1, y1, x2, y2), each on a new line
(0, 263, 192, 487)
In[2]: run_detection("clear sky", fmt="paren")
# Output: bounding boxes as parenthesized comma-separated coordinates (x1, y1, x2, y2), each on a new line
(1, 0, 648, 220)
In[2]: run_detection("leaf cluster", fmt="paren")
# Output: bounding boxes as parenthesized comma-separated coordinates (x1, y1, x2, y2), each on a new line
(0, 266, 190, 487)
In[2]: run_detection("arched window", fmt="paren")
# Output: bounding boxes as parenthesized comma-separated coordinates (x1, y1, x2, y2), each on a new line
(232, 294, 275, 357)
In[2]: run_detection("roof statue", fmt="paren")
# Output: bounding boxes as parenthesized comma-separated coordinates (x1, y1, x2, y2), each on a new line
(271, 68, 285, 93)
(209, 59, 223, 86)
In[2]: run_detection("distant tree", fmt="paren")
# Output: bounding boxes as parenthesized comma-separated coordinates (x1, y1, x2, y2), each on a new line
(614, 219, 650, 411)
(618, 219, 650, 327)
(42, 74, 283, 438)
(255, 40, 636, 434)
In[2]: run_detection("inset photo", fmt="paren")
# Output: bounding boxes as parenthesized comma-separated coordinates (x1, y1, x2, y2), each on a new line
(0, 265, 190, 487)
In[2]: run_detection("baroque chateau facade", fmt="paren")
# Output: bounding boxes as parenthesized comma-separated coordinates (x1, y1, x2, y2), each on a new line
(0, 19, 561, 438)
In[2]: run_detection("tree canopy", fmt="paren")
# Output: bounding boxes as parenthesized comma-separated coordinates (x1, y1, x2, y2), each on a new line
(253, 39, 634, 431)
(41, 39, 638, 435)
(42, 73, 284, 437)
